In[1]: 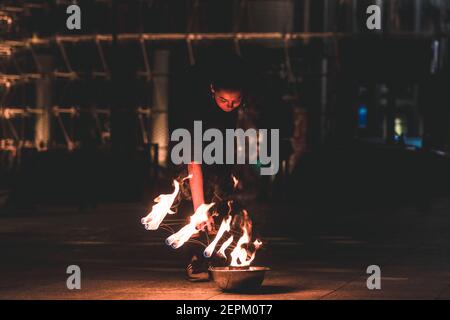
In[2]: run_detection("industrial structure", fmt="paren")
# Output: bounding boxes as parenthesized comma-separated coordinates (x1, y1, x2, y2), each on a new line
(0, 0, 449, 202)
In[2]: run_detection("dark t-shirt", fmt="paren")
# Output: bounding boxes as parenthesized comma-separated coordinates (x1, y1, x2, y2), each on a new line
(173, 67, 240, 205)
(186, 89, 239, 137)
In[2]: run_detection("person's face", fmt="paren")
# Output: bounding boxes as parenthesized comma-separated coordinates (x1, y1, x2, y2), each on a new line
(211, 85, 243, 112)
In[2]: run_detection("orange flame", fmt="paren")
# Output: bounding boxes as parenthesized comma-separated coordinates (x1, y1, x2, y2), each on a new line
(231, 175, 239, 189)
(141, 179, 180, 230)
(140, 175, 262, 267)
(203, 215, 232, 257)
(229, 210, 261, 267)
(203, 208, 262, 266)
(166, 203, 215, 249)
(217, 235, 234, 258)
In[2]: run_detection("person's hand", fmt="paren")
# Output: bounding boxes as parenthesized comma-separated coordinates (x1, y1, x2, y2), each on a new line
(195, 214, 216, 235)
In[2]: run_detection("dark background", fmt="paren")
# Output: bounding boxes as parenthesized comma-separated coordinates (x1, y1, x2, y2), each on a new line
(0, 0, 449, 214)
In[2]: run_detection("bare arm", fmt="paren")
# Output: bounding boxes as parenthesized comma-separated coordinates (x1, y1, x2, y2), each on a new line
(188, 162, 215, 233)
(188, 162, 205, 211)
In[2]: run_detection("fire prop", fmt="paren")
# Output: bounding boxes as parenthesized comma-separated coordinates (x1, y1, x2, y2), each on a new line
(140, 180, 180, 231)
(141, 175, 267, 290)
(166, 202, 215, 249)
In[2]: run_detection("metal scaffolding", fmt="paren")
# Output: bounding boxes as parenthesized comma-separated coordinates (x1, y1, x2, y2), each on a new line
(1, 0, 449, 152)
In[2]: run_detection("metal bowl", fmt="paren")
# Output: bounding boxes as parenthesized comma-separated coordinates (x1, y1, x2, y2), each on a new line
(209, 266, 270, 292)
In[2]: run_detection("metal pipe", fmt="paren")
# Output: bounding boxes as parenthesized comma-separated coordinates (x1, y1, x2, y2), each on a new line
(151, 50, 170, 166)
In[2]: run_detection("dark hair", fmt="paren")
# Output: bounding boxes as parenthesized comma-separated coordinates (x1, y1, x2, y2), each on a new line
(210, 55, 248, 92)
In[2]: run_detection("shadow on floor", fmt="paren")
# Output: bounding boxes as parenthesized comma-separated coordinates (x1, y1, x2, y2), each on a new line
(224, 285, 299, 295)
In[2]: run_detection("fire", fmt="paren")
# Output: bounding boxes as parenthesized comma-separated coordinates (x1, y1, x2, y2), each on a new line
(140, 179, 181, 230)
(254, 239, 263, 249)
(230, 233, 262, 267)
(166, 202, 215, 249)
(203, 215, 232, 258)
(141, 175, 263, 268)
(231, 175, 239, 189)
(229, 210, 261, 267)
(202, 209, 262, 267)
(217, 236, 234, 258)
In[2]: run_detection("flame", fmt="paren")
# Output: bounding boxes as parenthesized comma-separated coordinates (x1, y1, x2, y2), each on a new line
(217, 235, 234, 258)
(140, 179, 181, 230)
(203, 215, 232, 258)
(166, 203, 215, 249)
(140, 175, 263, 267)
(204, 208, 263, 266)
(230, 228, 260, 267)
(253, 239, 263, 250)
(231, 175, 239, 189)
(229, 210, 261, 267)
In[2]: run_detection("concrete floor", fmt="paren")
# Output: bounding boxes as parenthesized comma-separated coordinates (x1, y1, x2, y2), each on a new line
(0, 198, 449, 300)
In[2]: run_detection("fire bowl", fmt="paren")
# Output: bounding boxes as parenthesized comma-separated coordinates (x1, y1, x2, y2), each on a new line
(209, 266, 270, 292)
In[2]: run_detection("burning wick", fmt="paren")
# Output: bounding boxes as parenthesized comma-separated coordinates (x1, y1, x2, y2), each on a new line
(140, 179, 181, 230)
(140, 175, 192, 231)
(203, 215, 232, 258)
(203, 208, 263, 267)
(140, 175, 263, 269)
(166, 203, 215, 249)
(217, 236, 234, 258)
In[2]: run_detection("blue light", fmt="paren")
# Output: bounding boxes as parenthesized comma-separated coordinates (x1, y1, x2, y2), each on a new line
(358, 105, 368, 128)
(405, 137, 423, 148)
